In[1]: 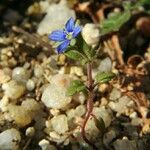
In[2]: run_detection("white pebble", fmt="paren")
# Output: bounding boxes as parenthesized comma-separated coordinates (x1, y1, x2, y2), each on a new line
(129, 112, 138, 119)
(109, 88, 121, 101)
(82, 23, 100, 46)
(41, 74, 72, 109)
(39, 139, 57, 150)
(0, 128, 21, 150)
(42, 84, 71, 109)
(26, 79, 35, 91)
(109, 96, 134, 114)
(51, 115, 68, 134)
(2, 80, 26, 99)
(25, 127, 35, 137)
(98, 57, 112, 73)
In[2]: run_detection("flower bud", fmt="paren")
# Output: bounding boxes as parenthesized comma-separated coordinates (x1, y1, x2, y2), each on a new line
(82, 23, 100, 46)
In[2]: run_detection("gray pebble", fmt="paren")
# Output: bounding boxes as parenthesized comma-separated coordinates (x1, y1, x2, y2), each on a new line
(12, 67, 29, 83)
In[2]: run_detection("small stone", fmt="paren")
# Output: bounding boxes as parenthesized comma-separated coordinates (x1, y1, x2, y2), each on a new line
(73, 92, 86, 104)
(58, 54, 66, 65)
(27, 2, 42, 15)
(129, 112, 138, 119)
(93, 107, 112, 127)
(98, 84, 108, 93)
(12, 67, 30, 83)
(21, 98, 41, 112)
(50, 109, 60, 116)
(75, 105, 86, 117)
(103, 130, 117, 148)
(37, 0, 75, 35)
(131, 118, 143, 126)
(0, 128, 21, 150)
(109, 96, 134, 114)
(142, 124, 150, 134)
(42, 84, 71, 109)
(82, 23, 100, 46)
(50, 74, 72, 88)
(39, 139, 57, 150)
(5, 99, 40, 127)
(110, 88, 121, 101)
(2, 80, 26, 99)
(41, 74, 72, 109)
(26, 79, 35, 91)
(113, 139, 137, 150)
(51, 115, 68, 134)
(70, 66, 84, 76)
(45, 119, 52, 129)
(34, 65, 43, 78)
(0, 96, 9, 112)
(66, 109, 76, 120)
(49, 131, 61, 139)
(0, 69, 11, 84)
(100, 97, 108, 106)
(98, 57, 112, 73)
(85, 118, 100, 140)
(25, 127, 35, 137)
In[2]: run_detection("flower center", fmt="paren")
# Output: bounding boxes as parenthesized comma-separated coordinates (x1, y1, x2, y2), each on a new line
(66, 32, 73, 40)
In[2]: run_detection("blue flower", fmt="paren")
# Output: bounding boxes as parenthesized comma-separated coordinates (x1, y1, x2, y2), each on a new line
(48, 18, 81, 53)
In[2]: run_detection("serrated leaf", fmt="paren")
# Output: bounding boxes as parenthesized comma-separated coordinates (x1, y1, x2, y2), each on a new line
(100, 10, 131, 35)
(82, 39, 96, 60)
(96, 72, 115, 84)
(65, 50, 85, 61)
(75, 35, 95, 61)
(67, 80, 86, 96)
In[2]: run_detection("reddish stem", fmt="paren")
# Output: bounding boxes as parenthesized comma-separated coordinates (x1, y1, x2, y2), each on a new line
(81, 63, 98, 149)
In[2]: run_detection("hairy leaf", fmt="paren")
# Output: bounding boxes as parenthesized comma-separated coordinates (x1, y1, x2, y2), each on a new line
(96, 72, 115, 83)
(100, 10, 131, 35)
(65, 50, 85, 61)
(67, 80, 86, 96)
(82, 39, 96, 60)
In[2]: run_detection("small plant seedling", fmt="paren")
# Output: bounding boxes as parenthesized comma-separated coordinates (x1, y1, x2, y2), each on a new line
(48, 17, 115, 149)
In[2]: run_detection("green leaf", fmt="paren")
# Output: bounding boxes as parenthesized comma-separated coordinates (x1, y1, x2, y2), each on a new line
(67, 80, 86, 96)
(82, 39, 96, 60)
(96, 72, 115, 84)
(140, 0, 150, 5)
(75, 34, 95, 61)
(94, 117, 105, 132)
(65, 50, 85, 61)
(100, 10, 131, 35)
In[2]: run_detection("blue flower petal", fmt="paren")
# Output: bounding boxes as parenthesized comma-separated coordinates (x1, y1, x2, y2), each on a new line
(73, 26, 82, 38)
(57, 40, 70, 53)
(49, 30, 66, 41)
(65, 18, 75, 32)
